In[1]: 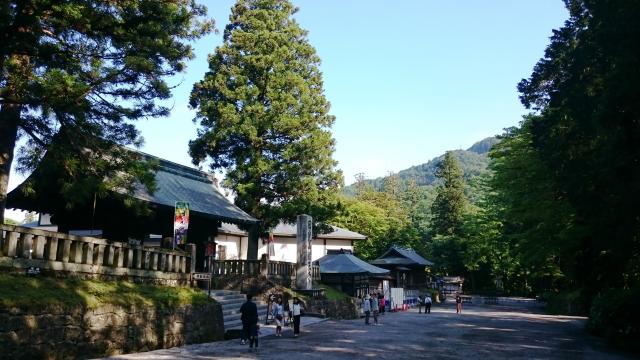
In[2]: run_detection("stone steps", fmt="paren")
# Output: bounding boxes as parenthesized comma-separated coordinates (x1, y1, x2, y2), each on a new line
(209, 290, 269, 331)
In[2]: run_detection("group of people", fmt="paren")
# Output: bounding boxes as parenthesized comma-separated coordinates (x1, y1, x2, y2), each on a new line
(418, 293, 433, 314)
(239, 293, 304, 352)
(361, 292, 383, 325)
(270, 296, 303, 337)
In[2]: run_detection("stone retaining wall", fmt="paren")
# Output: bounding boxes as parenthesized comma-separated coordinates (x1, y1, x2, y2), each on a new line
(307, 298, 359, 320)
(0, 302, 224, 360)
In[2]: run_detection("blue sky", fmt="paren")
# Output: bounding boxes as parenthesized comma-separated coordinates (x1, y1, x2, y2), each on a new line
(7, 0, 568, 219)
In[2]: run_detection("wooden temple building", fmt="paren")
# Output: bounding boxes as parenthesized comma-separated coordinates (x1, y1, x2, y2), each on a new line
(6, 150, 260, 271)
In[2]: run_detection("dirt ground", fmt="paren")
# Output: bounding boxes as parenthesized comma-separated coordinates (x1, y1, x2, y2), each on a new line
(102, 303, 633, 360)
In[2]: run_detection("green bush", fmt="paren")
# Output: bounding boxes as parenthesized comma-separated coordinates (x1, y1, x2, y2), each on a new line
(543, 289, 587, 315)
(587, 287, 640, 352)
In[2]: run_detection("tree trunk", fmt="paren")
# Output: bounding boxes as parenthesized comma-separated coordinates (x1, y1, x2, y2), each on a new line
(0, 103, 21, 224)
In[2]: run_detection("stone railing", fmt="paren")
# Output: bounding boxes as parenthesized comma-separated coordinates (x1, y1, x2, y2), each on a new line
(0, 225, 193, 285)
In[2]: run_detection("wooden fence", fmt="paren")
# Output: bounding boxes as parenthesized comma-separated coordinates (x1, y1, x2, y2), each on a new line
(0, 225, 193, 284)
(209, 259, 320, 281)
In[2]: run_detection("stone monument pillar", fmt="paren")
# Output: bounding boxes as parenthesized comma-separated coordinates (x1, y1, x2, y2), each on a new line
(296, 214, 313, 290)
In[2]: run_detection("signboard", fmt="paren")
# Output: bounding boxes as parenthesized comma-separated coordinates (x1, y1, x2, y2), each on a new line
(192, 273, 212, 280)
(173, 201, 190, 247)
(296, 214, 313, 290)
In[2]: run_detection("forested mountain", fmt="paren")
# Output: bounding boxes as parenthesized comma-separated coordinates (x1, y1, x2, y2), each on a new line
(343, 137, 498, 195)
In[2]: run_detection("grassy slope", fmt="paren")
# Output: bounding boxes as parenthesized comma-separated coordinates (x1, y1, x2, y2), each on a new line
(0, 273, 211, 311)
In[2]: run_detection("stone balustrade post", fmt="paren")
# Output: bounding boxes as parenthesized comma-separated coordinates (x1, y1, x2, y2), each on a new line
(125, 248, 134, 268)
(45, 237, 58, 261)
(150, 252, 158, 270)
(21, 234, 34, 259)
(82, 243, 94, 264)
(3, 231, 18, 257)
(187, 244, 196, 274)
(93, 245, 105, 265)
(71, 241, 83, 263)
(134, 248, 142, 269)
(61, 239, 71, 263)
(104, 245, 114, 266)
(159, 253, 167, 271)
(34, 235, 46, 259)
(167, 255, 174, 272)
(114, 247, 124, 268)
(143, 250, 151, 270)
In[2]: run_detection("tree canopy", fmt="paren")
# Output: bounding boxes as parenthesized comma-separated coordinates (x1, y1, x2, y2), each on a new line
(0, 0, 213, 223)
(189, 0, 342, 229)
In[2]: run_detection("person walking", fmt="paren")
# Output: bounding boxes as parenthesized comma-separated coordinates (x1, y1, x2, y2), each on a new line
(272, 297, 284, 337)
(292, 297, 303, 337)
(455, 293, 462, 314)
(371, 293, 380, 325)
(425, 293, 432, 314)
(240, 293, 259, 351)
(362, 294, 371, 325)
(418, 294, 424, 314)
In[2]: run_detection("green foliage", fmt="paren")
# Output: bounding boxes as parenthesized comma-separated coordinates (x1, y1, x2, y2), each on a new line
(542, 290, 586, 316)
(331, 173, 429, 260)
(318, 283, 350, 301)
(0, 0, 213, 222)
(518, 0, 640, 296)
(431, 151, 467, 237)
(0, 273, 211, 311)
(189, 0, 342, 229)
(587, 287, 640, 351)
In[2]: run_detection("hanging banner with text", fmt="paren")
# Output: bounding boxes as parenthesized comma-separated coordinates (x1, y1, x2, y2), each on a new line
(174, 201, 190, 247)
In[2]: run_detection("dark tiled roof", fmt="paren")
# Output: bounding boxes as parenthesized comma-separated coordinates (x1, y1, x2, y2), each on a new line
(131, 157, 258, 225)
(373, 246, 433, 266)
(7, 150, 258, 225)
(317, 253, 390, 275)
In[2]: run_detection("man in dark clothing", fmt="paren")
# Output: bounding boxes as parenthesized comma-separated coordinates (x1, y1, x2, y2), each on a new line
(240, 293, 259, 351)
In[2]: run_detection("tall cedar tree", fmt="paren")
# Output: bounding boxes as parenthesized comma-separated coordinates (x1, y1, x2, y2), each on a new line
(189, 0, 342, 229)
(431, 151, 467, 236)
(0, 1, 213, 223)
(518, 0, 640, 299)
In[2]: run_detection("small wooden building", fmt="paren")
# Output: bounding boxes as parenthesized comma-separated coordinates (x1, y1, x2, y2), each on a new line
(317, 249, 390, 298)
(370, 246, 433, 288)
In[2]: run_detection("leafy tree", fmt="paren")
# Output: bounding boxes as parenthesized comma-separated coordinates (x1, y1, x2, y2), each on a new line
(518, 0, 640, 303)
(189, 0, 342, 229)
(0, 0, 213, 223)
(331, 196, 392, 260)
(488, 121, 583, 295)
(430, 151, 467, 236)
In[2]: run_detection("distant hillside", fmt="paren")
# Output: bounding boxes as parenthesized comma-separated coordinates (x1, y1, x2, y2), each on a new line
(343, 137, 498, 195)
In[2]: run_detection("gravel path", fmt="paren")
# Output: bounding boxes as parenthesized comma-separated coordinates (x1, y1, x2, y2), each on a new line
(101, 303, 632, 360)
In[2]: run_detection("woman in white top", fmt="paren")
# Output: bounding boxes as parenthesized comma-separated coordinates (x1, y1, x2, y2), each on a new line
(292, 297, 303, 337)
(272, 297, 284, 337)
(362, 294, 371, 325)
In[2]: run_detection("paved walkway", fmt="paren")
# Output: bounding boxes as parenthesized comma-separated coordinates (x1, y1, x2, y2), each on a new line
(100, 304, 633, 360)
